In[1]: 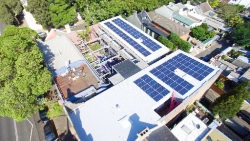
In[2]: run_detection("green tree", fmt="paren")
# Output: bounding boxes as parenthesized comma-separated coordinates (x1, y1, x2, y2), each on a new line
(77, 0, 164, 25)
(217, 3, 244, 21)
(26, 0, 52, 29)
(207, 30, 215, 38)
(232, 22, 250, 46)
(169, 33, 191, 52)
(209, 0, 219, 7)
(47, 102, 63, 118)
(158, 36, 175, 50)
(211, 81, 250, 118)
(191, 26, 207, 41)
(228, 16, 244, 28)
(0, 0, 23, 25)
(50, 0, 77, 28)
(0, 26, 52, 121)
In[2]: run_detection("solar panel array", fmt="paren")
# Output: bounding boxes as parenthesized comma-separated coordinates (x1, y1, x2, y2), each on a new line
(134, 74, 170, 102)
(150, 63, 194, 95)
(112, 18, 161, 52)
(150, 53, 214, 95)
(104, 22, 151, 56)
(171, 53, 214, 81)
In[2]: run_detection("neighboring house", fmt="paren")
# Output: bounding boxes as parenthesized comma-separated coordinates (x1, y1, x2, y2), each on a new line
(127, 11, 170, 39)
(155, 2, 206, 28)
(147, 11, 191, 41)
(0, 22, 6, 35)
(198, 2, 228, 31)
(228, 0, 250, 8)
(127, 10, 190, 41)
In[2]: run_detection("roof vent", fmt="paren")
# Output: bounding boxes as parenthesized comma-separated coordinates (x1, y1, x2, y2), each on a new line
(137, 127, 150, 137)
(116, 104, 121, 111)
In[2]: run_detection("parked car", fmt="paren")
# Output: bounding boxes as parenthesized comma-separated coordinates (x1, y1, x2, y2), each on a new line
(44, 122, 57, 141)
(237, 110, 250, 125)
(39, 107, 49, 123)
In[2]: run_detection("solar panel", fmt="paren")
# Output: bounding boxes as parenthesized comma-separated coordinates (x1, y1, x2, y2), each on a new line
(112, 18, 161, 52)
(150, 53, 214, 95)
(171, 53, 214, 81)
(134, 74, 170, 102)
(104, 22, 151, 57)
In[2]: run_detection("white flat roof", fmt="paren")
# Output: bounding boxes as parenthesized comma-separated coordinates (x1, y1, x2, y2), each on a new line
(69, 50, 220, 141)
(99, 16, 170, 63)
(171, 113, 209, 141)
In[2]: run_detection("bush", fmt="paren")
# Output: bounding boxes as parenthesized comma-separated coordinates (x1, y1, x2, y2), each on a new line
(221, 55, 227, 60)
(215, 81, 224, 89)
(191, 23, 215, 41)
(157, 36, 175, 50)
(47, 102, 63, 118)
(169, 33, 191, 52)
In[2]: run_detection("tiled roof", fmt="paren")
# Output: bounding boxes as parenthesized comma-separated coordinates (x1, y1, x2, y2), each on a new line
(147, 11, 190, 36)
(173, 14, 195, 26)
(199, 2, 213, 13)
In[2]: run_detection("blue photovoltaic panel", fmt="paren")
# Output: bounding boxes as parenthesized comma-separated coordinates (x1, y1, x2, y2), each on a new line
(150, 53, 214, 95)
(171, 53, 214, 81)
(150, 64, 193, 95)
(134, 74, 170, 102)
(112, 18, 161, 52)
(104, 22, 151, 56)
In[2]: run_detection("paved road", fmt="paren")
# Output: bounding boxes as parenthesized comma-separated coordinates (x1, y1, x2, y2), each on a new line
(0, 116, 16, 141)
(0, 115, 40, 141)
(195, 39, 233, 59)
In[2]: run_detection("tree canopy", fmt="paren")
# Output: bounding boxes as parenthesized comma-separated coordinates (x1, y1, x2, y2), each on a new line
(191, 23, 215, 41)
(209, 0, 219, 7)
(231, 22, 250, 47)
(211, 81, 250, 118)
(50, 0, 77, 28)
(228, 15, 244, 28)
(0, 26, 52, 121)
(157, 36, 175, 50)
(76, 0, 173, 24)
(216, 3, 245, 21)
(169, 33, 191, 52)
(26, 0, 52, 29)
(0, 0, 23, 25)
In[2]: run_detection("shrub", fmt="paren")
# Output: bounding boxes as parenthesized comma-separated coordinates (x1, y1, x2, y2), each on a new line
(158, 36, 175, 50)
(47, 102, 63, 118)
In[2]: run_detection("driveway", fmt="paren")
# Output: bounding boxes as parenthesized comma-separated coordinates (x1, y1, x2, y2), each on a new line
(195, 39, 233, 59)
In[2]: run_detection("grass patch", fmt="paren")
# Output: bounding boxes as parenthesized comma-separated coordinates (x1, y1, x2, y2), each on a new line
(89, 43, 101, 51)
(84, 53, 96, 62)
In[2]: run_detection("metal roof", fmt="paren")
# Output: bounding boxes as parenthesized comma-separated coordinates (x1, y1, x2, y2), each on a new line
(155, 5, 174, 20)
(38, 35, 84, 72)
(173, 14, 195, 26)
